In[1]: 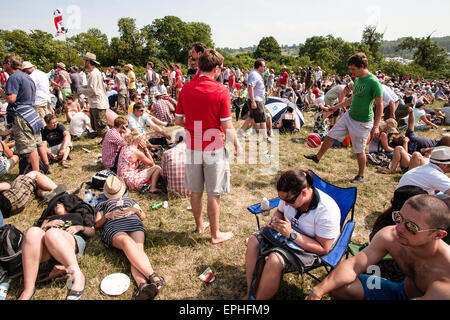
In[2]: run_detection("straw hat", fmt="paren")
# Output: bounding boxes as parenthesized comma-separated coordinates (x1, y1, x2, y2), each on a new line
(103, 176, 127, 199)
(125, 64, 134, 70)
(21, 61, 35, 70)
(379, 119, 399, 134)
(82, 52, 100, 65)
(56, 62, 66, 69)
(430, 146, 450, 165)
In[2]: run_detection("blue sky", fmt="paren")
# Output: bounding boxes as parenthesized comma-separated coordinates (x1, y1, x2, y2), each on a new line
(1, 0, 449, 48)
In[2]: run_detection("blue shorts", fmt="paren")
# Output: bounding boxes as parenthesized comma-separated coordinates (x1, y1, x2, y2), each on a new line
(358, 274, 407, 300)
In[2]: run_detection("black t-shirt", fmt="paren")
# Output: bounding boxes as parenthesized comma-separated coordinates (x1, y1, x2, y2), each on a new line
(41, 124, 66, 147)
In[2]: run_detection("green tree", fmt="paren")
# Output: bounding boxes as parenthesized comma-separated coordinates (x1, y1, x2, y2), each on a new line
(116, 17, 145, 66)
(396, 35, 449, 71)
(67, 28, 110, 65)
(361, 25, 384, 62)
(143, 16, 214, 65)
(254, 36, 281, 61)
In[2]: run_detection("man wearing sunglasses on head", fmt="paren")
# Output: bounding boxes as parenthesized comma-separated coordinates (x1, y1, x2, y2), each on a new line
(308, 194, 450, 300)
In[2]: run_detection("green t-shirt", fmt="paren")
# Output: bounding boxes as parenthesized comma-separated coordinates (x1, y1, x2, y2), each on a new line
(349, 74, 382, 123)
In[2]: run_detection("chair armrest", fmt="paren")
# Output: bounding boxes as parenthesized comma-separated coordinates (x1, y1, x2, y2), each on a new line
(322, 221, 355, 268)
(247, 198, 280, 215)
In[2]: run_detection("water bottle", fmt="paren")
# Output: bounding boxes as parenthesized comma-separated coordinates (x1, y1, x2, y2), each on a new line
(151, 202, 163, 210)
(92, 193, 96, 206)
(0, 280, 10, 300)
(83, 190, 92, 204)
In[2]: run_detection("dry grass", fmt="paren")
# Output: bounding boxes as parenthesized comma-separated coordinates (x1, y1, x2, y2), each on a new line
(4, 100, 449, 300)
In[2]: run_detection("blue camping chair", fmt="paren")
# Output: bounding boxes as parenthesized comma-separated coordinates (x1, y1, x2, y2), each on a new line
(247, 170, 357, 282)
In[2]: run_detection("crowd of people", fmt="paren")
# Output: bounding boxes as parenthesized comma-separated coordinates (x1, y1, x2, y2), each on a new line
(0, 42, 449, 301)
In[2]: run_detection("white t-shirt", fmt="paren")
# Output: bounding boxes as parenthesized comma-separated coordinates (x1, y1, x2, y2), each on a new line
(397, 162, 450, 195)
(314, 71, 323, 81)
(382, 85, 399, 108)
(247, 69, 265, 102)
(29, 69, 51, 105)
(127, 112, 154, 132)
(277, 189, 341, 243)
(69, 112, 91, 137)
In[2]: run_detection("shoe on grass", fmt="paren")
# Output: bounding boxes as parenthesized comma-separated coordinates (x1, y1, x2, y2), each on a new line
(304, 154, 319, 164)
(350, 175, 364, 183)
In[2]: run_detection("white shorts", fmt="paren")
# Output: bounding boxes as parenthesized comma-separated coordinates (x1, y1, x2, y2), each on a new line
(327, 112, 373, 154)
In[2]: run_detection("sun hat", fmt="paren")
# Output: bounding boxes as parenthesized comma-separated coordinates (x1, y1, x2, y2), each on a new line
(82, 52, 100, 65)
(379, 118, 399, 134)
(21, 61, 35, 70)
(103, 176, 127, 199)
(429, 146, 450, 165)
(56, 62, 66, 69)
(125, 64, 133, 70)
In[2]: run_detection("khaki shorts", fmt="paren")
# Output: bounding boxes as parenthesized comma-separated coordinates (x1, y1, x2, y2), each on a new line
(118, 89, 127, 107)
(13, 115, 43, 155)
(253, 230, 296, 273)
(34, 102, 53, 124)
(49, 142, 73, 155)
(327, 111, 373, 154)
(2, 175, 37, 216)
(185, 148, 230, 196)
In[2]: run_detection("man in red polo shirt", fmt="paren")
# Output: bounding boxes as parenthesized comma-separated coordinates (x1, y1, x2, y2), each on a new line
(175, 49, 241, 245)
(279, 67, 289, 87)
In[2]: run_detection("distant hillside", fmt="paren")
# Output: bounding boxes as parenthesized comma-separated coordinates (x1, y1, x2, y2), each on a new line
(380, 36, 450, 59)
(219, 36, 450, 60)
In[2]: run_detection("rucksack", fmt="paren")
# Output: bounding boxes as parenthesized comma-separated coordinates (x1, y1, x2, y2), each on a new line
(0, 224, 24, 279)
(89, 169, 116, 190)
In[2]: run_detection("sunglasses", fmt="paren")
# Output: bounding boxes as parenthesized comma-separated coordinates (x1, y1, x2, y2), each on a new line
(283, 190, 301, 205)
(392, 211, 442, 235)
(137, 109, 145, 112)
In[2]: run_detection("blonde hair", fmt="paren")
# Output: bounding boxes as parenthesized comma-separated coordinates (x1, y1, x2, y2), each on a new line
(124, 129, 146, 145)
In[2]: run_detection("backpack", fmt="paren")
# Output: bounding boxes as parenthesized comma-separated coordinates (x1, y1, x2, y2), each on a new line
(0, 224, 24, 279)
(89, 169, 116, 190)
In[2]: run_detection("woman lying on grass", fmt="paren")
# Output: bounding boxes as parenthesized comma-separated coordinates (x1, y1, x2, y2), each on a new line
(94, 176, 165, 300)
(19, 192, 95, 300)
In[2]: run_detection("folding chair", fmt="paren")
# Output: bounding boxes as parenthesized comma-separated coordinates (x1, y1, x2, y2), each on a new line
(246, 170, 357, 282)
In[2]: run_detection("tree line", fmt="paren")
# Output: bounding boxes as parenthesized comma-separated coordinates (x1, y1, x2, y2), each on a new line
(0, 18, 448, 79)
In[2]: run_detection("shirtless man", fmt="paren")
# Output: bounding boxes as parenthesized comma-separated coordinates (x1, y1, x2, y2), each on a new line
(65, 94, 81, 123)
(307, 194, 450, 300)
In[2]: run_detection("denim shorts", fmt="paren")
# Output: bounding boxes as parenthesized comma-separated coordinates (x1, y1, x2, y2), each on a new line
(73, 234, 87, 259)
(358, 274, 407, 300)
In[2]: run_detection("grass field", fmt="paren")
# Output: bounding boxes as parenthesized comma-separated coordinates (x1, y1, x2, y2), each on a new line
(4, 100, 449, 300)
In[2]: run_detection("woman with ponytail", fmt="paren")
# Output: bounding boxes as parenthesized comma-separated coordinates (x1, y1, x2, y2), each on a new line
(243, 169, 341, 300)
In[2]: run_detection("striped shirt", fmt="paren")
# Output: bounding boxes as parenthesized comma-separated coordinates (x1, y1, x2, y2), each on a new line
(95, 197, 145, 247)
(102, 128, 125, 169)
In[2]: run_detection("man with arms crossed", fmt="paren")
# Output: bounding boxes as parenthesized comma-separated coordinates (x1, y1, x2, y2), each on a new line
(305, 52, 383, 183)
(308, 194, 450, 300)
(175, 49, 241, 244)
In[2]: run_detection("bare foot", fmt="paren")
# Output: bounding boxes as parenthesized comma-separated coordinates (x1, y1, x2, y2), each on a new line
(196, 222, 210, 234)
(211, 231, 234, 245)
(18, 288, 35, 300)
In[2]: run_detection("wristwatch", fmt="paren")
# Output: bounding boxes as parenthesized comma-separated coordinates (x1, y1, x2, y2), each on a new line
(288, 231, 298, 241)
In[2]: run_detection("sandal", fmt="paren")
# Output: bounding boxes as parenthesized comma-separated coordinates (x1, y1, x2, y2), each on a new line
(133, 273, 165, 300)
